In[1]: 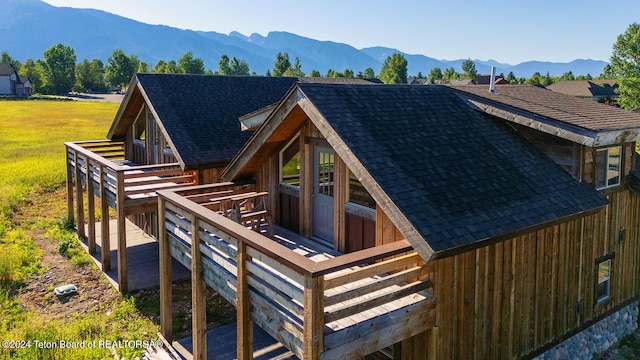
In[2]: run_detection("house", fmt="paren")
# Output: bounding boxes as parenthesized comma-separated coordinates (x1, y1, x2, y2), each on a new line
(475, 74, 508, 85)
(16, 76, 31, 97)
(547, 79, 618, 103)
(65, 74, 381, 293)
(0, 63, 30, 96)
(65, 74, 300, 292)
(154, 82, 640, 359)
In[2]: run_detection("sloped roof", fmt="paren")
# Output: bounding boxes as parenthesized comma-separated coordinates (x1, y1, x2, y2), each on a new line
(451, 84, 640, 146)
(475, 75, 507, 85)
(0, 63, 16, 76)
(298, 77, 382, 84)
(547, 80, 618, 98)
(225, 83, 608, 261)
(108, 74, 298, 169)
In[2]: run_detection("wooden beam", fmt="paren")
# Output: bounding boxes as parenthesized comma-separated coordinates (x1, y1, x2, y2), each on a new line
(237, 240, 253, 360)
(334, 155, 347, 253)
(303, 275, 324, 360)
(66, 149, 74, 224)
(116, 171, 128, 293)
(191, 217, 207, 360)
(158, 196, 173, 342)
(428, 326, 438, 360)
(87, 159, 96, 254)
(99, 164, 111, 271)
(74, 152, 85, 240)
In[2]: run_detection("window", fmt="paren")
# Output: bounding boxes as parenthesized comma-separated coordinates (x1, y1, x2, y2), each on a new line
(595, 146, 621, 189)
(349, 170, 375, 209)
(280, 136, 300, 187)
(596, 254, 614, 304)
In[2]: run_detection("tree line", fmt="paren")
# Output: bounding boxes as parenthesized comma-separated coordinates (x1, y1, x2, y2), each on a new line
(3, 27, 635, 102)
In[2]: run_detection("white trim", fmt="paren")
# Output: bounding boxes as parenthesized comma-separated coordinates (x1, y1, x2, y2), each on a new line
(595, 146, 622, 190)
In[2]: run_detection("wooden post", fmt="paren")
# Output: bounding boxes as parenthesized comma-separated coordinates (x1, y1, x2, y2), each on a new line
(427, 326, 438, 360)
(191, 217, 207, 360)
(99, 164, 111, 271)
(86, 158, 96, 254)
(158, 197, 173, 342)
(66, 148, 74, 224)
(74, 152, 85, 240)
(116, 171, 128, 293)
(303, 275, 324, 360)
(237, 240, 253, 359)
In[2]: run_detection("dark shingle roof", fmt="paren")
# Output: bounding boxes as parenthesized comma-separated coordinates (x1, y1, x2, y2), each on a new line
(297, 83, 607, 254)
(0, 63, 16, 76)
(136, 74, 298, 167)
(451, 84, 640, 133)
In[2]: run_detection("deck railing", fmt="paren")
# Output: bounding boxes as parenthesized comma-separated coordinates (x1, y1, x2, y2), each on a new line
(158, 184, 435, 359)
(65, 140, 197, 212)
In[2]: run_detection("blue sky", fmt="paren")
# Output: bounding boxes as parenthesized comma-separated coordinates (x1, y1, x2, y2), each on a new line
(42, 0, 639, 64)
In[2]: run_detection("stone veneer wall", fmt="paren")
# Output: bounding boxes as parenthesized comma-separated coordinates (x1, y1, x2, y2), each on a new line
(533, 301, 638, 360)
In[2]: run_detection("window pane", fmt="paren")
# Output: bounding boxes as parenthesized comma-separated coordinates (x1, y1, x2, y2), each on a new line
(349, 170, 375, 208)
(281, 140, 300, 186)
(597, 259, 611, 303)
(595, 150, 607, 189)
(607, 147, 621, 187)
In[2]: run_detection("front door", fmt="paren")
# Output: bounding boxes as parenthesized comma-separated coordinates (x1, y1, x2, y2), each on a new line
(312, 146, 335, 244)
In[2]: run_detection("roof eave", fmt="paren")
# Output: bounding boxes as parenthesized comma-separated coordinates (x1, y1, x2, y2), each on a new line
(456, 91, 640, 147)
(430, 201, 608, 260)
(221, 85, 302, 181)
(238, 103, 278, 131)
(107, 74, 140, 140)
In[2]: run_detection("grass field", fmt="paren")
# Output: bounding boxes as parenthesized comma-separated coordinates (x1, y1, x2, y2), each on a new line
(0, 100, 162, 359)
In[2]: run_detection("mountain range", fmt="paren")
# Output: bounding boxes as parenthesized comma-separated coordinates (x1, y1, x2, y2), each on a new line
(0, 0, 609, 78)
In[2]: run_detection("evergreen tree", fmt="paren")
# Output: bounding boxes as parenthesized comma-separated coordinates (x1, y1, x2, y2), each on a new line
(178, 51, 205, 74)
(272, 52, 291, 77)
(379, 53, 408, 84)
(363, 67, 375, 78)
(428, 67, 443, 83)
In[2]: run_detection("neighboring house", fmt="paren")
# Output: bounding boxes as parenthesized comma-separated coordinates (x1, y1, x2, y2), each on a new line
(153, 83, 640, 359)
(0, 63, 31, 96)
(65, 74, 381, 293)
(0, 63, 17, 95)
(547, 79, 618, 103)
(16, 76, 31, 97)
(475, 74, 508, 85)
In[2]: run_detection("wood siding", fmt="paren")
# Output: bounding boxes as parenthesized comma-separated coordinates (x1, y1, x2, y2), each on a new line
(401, 188, 640, 359)
(345, 212, 375, 252)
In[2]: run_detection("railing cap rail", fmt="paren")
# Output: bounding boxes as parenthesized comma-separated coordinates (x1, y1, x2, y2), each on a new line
(158, 188, 415, 278)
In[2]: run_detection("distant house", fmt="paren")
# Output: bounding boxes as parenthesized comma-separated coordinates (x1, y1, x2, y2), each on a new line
(547, 80, 618, 103)
(16, 76, 31, 97)
(0, 63, 31, 96)
(475, 74, 508, 85)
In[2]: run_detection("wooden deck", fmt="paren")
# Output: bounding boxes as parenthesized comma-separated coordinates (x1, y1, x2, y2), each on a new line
(80, 219, 190, 291)
(65, 140, 198, 292)
(174, 322, 296, 360)
(158, 183, 436, 359)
